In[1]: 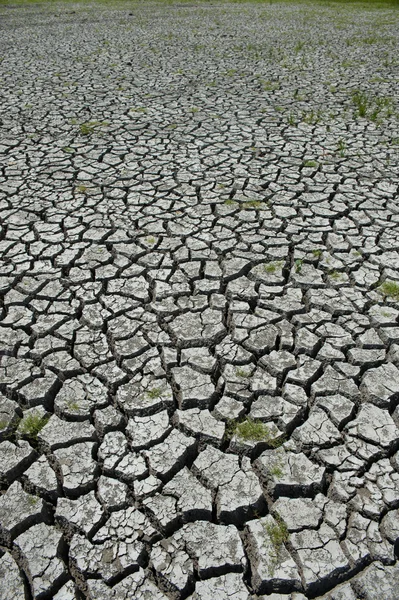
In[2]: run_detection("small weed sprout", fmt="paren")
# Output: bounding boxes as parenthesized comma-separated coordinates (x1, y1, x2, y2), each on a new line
(27, 495, 39, 507)
(294, 40, 306, 54)
(79, 121, 107, 135)
(312, 249, 323, 258)
(242, 200, 263, 209)
(379, 281, 399, 302)
(264, 515, 289, 575)
(230, 418, 282, 446)
(67, 399, 80, 412)
(294, 259, 303, 273)
(351, 91, 393, 123)
(337, 139, 346, 157)
(130, 106, 147, 113)
(146, 387, 162, 399)
(303, 160, 318, 168)
(19, 413, 49, 439)
(235, 368, 251, 378)
(352, 90, 368, 118)
(264, 261, 281, 274)
(301, 109, 322, 125)
(270, 464, 284, 478)
(329, 270, 342, 280)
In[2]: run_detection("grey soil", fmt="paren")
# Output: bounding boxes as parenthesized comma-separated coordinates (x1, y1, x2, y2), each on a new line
(0, 1, 399, 598)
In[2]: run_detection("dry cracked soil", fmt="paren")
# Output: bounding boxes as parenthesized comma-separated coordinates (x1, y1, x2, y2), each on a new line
(0, 0, 399, 598)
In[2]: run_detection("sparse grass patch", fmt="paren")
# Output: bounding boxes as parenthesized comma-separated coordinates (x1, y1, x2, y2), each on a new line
(264, 261, 282, 274)
(27, 494, 39, 506)
(242, 200, 263, 209)
(235, 368, 251, 378)
(337, 139, 346, 157)
(261, 79, 280, 91)
(312, 249, 323, 258)
(79, 120, 108, 135)
(329, 270, 342, 280)
(379, 280, 399, 301)
(19, 413, 49, 439)
(230, 418, 282, 446)
(352, 90, 395, 122)
(146, 387, 163, 399)
(264, 515, 289, 575)
(130, 106, 148, 114)
(301, 109, 322, 125)
(76, 184, 88, 194)
(67, 399, 80, 411)
(224, 198, 238, 206)
(294, 40, 306, 53)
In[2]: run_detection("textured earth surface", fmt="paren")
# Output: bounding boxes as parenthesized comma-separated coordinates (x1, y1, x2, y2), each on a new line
(1, 1, 399, 598)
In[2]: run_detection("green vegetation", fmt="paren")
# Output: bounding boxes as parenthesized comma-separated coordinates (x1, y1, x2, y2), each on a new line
(269, 463, 284, 478)
(337, 139, 346, 157)
(27, 494, 39, 506)
(146, 387, 163, 399)
(2, 0, 399, 8)
(301, 109, 322, 125)
(261, 79, 280, 91)
(329, 270, 342, 280)
(242, 200, 263, 209)
(312, 249, 323, 258)
(264, 261, 282, 274)
(19, 413, 49, 439)
(352, 91, 395, 122)
(294, 259, 303, 273)
(303, 160, 318, 168)
(379, 281, 399, 302)
(230, 418, 282, 446)
(67, 399, 80, 411)
(235, 368, 251, 378)
(129, 106, 147, 113)
(79, 121, 108, 135)
(264, 515, 289, 575)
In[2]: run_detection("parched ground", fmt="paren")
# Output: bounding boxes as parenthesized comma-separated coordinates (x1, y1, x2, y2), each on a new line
(0, 1, 399, 598)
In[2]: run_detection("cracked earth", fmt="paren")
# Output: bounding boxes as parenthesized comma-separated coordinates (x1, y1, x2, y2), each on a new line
(0, 1, 399, 598)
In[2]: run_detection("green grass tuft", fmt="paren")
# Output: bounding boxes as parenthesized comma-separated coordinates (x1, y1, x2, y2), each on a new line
(146, 387, 163, 399)
(263, 261, 282, 274)
(235, 368, 251, 378)
(264, 515, 289, 575)
(19, 413, 49, 438)
(230, 418, 282, 445)
(379, 281, 399, 302)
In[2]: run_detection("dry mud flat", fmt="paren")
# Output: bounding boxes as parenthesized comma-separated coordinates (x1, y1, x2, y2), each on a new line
(1, 0, 399, 598)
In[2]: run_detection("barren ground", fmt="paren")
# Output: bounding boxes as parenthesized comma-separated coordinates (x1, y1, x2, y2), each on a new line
(0, 1, 399, 598)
